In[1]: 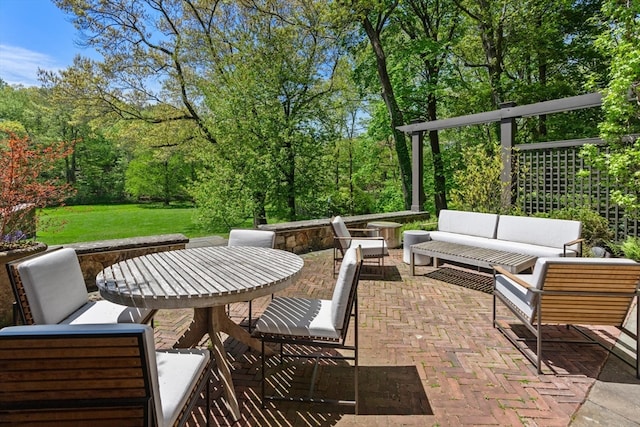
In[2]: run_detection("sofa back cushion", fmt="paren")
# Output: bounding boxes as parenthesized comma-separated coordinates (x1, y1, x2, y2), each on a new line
(496, 215, 581, 250)
(438, 210, 499, 239)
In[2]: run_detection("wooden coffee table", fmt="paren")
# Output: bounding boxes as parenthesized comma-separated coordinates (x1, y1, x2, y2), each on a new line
(410, 240, 537, 275)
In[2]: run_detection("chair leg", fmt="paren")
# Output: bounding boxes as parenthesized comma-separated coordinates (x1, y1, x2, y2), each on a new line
(248, 301, 252, 332)
(261, 339, 266, 408)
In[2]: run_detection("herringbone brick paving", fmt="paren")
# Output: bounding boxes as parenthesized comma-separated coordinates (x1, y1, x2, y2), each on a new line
(153, 249, 623, 426)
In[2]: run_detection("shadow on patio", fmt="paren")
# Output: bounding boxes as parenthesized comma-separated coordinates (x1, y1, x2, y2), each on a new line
(153, 248, 634, 427)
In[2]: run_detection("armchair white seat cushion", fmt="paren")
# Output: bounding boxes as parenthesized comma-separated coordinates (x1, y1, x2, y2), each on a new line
(17, 248, 153, 325)
(156, 349, 211, 427)
(331, 216, 388, 258)
(495, 257, 639, 323)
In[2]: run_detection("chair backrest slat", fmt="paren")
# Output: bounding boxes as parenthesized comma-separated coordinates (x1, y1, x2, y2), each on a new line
(0, 325, 154, 426)
(537, 262, 640, 325)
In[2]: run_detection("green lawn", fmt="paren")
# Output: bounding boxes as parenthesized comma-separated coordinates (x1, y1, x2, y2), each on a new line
(37, 204, 220, 245)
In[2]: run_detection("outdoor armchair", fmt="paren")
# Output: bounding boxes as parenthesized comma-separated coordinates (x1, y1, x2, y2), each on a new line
(227, 229, 276, 331)
(493, 257, 640, 378)
(330, 215, 388, 277)
(0, 323, 211, 426)
(7, 247, 155, 326)
(253, 246, 364, 412)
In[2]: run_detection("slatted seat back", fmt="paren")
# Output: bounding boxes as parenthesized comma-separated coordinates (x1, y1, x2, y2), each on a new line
(0, 324, 157, 426)
(536, 261, 640, 325)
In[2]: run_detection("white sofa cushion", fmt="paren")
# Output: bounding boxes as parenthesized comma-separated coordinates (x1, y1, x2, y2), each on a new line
(496, 215, 581, 251)
(438, 210, 499, 239)
(428, 231, 494, 248)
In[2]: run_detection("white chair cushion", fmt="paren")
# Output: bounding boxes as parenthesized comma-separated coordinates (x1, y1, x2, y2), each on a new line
(60, 300, 153, 325)
(495, 273, 537, 321)
(228, 229, 275, 248)
(254, 297, 339, 340)
(330, 248, 358, 330)
(156, 349, 211, 427)
(438, 210, 499, 239)
(18, 248, 89, 324)
(350, 238, 388, 257)
(331, 216, 352, 251)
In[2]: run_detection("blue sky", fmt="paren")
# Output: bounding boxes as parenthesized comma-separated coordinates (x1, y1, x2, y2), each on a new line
(0, 0, 96, 87)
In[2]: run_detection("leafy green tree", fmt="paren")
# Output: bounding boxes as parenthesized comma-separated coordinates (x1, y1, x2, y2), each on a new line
(581, 0, 640, 219)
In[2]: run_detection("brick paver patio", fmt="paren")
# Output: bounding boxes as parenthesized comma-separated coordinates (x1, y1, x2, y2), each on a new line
(153, 249, 622, 426)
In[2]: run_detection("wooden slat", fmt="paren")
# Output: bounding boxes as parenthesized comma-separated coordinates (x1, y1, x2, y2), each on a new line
(528, 262, 640, 326)
(0, 331, 152, 425)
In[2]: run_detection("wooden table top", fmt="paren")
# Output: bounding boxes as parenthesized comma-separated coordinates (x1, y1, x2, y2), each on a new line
(96, 246, 304, 309)
(411, 240, 537, 273)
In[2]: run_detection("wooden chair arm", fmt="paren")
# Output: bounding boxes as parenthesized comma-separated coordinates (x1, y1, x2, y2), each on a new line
(492, 266, 536, 291)
(563, 238, 585, 256)
(334, 236, 385, 241)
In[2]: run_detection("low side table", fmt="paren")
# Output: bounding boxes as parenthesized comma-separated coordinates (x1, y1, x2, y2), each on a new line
(403, 230, 431, 265)
(367, 221, 402, 249)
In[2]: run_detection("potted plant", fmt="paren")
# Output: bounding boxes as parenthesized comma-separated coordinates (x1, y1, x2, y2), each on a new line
(0, 126, 75, 326)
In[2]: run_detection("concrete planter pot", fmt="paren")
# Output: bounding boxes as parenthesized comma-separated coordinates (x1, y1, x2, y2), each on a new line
(0, 242, 47, 327)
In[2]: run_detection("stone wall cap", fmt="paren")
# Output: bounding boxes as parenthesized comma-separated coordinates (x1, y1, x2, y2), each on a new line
(66, 233, 189, 254)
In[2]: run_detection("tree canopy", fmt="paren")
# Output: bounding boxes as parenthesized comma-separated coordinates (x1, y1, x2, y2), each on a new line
(1, 0, 637, 231)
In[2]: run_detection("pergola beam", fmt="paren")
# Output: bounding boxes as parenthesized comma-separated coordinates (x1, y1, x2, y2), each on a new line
(398, 92, 603, 212)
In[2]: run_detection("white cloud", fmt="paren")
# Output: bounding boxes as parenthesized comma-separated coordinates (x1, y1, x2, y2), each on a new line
(0, 44, 61, 87)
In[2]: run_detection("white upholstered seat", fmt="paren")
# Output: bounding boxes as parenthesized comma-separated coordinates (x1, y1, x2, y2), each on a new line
(14, 248, 154, 325)
(227, 229, 276, 330)
(254, 246, 364, 411)
(493, 257, 640, 377)
(330, 215, 387, 276)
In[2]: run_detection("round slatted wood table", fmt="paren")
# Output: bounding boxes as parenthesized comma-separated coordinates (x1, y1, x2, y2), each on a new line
(96, 246, 304, 421)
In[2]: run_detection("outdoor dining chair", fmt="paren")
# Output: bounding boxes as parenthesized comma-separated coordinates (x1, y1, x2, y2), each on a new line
(253, 245, 364, 412)
(493, 256, 640, 378)
(0, 323, 212, 426)
(7, 247, 155, 326)
(330, 215, 387, 277)
(227, 229, 276, 331)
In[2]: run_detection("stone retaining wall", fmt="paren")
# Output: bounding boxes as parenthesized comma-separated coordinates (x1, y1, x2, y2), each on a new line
(259, 211, 430, 254)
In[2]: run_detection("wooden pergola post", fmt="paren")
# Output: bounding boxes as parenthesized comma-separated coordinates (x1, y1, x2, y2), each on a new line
(411, 129, 425, 212)
(499, 102, 517, 210)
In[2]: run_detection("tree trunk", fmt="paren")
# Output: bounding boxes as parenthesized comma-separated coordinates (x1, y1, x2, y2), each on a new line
(362, 17, 412, 209)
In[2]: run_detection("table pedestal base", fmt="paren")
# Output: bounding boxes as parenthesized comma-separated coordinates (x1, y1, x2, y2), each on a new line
(173, 306, 274, 421)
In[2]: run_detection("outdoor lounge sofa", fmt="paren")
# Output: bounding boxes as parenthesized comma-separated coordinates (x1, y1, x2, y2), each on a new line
(493, 257, 640, 378)
(411, 210, 583, 272)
